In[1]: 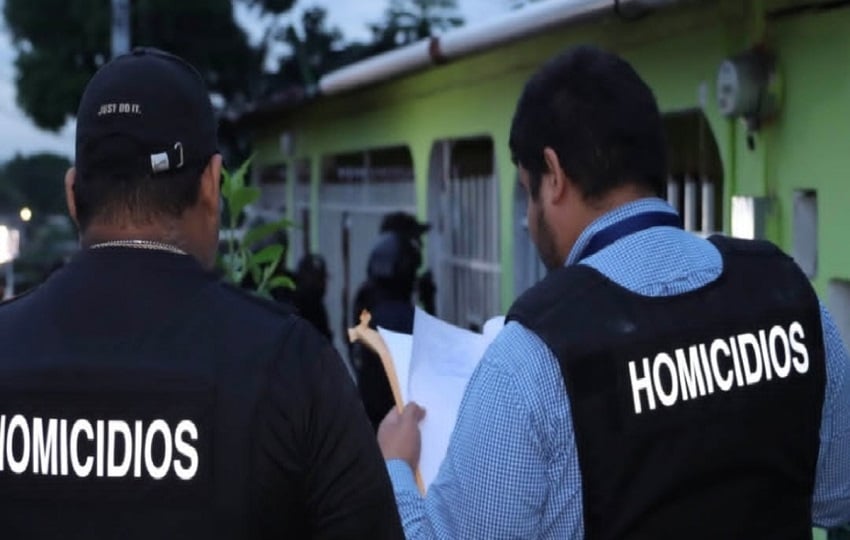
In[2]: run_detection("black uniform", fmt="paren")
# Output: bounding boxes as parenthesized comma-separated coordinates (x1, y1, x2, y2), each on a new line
(283, 254, 333, 342)
(0, 247, 403, 539)
(352, 283, 415, 430)
(508, 236, 825, 539)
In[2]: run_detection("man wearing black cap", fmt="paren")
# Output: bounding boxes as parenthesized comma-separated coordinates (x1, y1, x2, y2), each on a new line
(0, 48, 402, 538)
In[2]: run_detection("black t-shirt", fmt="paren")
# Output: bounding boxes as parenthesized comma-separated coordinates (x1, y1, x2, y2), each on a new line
(0, 247, 402, 539)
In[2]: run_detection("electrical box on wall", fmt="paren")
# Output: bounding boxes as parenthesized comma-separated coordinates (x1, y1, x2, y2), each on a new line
(716, 48, 781, 131)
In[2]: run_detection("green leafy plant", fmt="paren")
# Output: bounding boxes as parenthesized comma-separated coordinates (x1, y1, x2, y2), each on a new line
(218, 155, 294, 298)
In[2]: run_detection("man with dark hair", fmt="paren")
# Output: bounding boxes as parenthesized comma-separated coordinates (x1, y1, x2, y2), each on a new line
(0, 47, 402, 538)
(377, 45, 850, 537)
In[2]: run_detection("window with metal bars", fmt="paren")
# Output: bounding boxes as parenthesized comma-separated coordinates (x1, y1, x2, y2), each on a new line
(663, 110, 724, 237)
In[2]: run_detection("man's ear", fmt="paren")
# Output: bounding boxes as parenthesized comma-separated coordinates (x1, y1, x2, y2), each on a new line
(199, 154, 222, 218)
(64, 167, 79, 227)
(542, 147, 569, 204)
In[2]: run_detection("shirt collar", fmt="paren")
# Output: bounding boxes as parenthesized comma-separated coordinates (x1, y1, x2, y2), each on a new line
(565, 197, 679, 266)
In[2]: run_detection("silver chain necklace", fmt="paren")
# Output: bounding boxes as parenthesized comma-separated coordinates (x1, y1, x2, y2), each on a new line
(89, 239, 187, 256)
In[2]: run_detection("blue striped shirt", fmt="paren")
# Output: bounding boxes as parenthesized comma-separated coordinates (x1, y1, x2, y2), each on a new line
(387, 197, 850, 538)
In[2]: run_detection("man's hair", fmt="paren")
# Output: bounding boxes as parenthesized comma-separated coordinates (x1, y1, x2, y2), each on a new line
(73, 141, 206, 231)
(509, 45, 667, 201)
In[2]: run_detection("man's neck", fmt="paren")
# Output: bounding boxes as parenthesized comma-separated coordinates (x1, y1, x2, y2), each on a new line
(81, 222, 183, 250)
(561, 190, 661, 266)
(584, 186, 656, 221)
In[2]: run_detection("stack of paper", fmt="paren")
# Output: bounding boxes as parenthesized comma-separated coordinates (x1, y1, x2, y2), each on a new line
(376, 308, 505, 490)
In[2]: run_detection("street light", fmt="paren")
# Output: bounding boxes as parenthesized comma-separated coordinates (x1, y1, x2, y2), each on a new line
(19, 207, 32, 222)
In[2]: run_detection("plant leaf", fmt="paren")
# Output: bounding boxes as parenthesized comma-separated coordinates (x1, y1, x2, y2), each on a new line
(251, 244, 284, 266)
(261, 255, 283, 286)
(269, 275, 295, 290)
(229, 153, 254, 191)
(250, 263, 262, 286)
(220, 167, 233, 199)
(216, 154, 298, 297)
(242, 218, 293, 250)
(228, 186, 261, 221)
(228, 250, 248, 284)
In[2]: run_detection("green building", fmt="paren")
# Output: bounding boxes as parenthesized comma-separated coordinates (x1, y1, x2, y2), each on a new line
(236, 0, 850, 381)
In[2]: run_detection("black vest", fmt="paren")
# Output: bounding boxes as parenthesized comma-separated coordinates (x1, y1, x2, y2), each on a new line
(0, 248, 402, 539)
(508, 236, 825, 540)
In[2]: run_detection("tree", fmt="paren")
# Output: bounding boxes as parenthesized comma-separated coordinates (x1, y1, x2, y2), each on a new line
(3, 0, 296, 131)
(0, 152, 71, 218)
(277, 6, 346, 89)
(256, 6, 384, 92)
(217, 5, 357, 168)
(370, 0, 464, 49)
(0, 152, 75, 289)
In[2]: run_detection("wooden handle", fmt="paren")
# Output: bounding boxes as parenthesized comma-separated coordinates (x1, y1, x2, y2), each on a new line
(349, 310, 426, 494)
(348, 311, 405, 409)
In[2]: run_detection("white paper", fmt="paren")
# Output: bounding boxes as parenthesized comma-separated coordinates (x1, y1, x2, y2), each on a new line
(406, 308, 504, 489)
(377, 326, 414, 404)
(482, 315, 506, 345)
(375, 309, 505, 490)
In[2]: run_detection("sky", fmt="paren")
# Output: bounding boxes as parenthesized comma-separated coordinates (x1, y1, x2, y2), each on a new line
(0, 0, 517, 163)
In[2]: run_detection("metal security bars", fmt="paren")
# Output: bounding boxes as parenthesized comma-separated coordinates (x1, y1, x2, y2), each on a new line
(429, 139, 501, 331)
(318, 148, 416, 353)
(666, 175, 719, 236)
(288, 160, 311, 267)
(664, 110, 724, 237)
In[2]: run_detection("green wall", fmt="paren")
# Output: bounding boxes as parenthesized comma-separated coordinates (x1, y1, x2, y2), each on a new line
(246, 4, 849, 535)
(766, 6, 850, 293)
(249, 0, 850, 303)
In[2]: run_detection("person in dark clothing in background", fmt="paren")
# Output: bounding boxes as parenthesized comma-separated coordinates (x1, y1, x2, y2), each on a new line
(286, 253, 333, 342)
(352, 212, 431, 430)
(417, 269, 437, 316)
(264, 250, 332, 342)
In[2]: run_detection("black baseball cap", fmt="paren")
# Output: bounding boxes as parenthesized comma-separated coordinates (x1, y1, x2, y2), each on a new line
(380, 212, 431, 238)
(75, 47, 218, 179)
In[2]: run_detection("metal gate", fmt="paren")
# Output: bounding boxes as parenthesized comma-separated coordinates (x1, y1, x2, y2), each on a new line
(288, 160, 311, 267)
(318, 150, 416, 354)
(663, 110, 723, 238)
(429, 139, 501, 331)
(513, 180, 546, 296)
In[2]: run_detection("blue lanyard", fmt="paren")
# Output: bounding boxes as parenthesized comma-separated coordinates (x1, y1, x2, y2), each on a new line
(574, 211, 683, 263)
